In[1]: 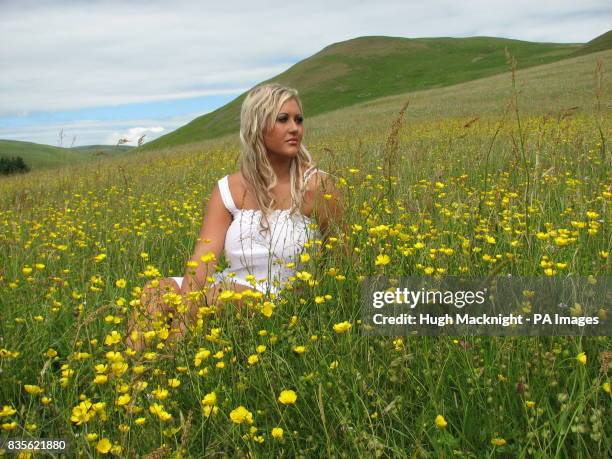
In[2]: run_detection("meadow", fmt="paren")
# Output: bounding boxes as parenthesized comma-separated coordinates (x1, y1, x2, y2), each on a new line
(0, 50, 610, 457)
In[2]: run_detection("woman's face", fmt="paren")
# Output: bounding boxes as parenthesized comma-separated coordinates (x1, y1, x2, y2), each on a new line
(263, 98, 304, 159)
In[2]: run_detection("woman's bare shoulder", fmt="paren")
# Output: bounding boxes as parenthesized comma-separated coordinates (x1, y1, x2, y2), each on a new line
(226, 171, 244, 186)
(226, 171, 250, 207)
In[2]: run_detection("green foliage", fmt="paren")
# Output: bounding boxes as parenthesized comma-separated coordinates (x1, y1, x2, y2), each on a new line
(0, 155, 30, 175)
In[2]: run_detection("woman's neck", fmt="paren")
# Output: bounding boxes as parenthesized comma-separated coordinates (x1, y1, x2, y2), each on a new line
(268, 156, 293, 184)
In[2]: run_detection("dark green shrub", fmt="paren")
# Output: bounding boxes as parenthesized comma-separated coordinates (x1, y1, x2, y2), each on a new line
(0, 155, 30, 175)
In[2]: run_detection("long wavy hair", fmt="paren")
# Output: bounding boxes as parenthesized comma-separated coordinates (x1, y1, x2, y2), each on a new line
(239, 83, 315, 233)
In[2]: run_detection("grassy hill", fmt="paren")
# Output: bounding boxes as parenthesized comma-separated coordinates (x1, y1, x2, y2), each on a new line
(572, 29, 612, 56)
(139, 34, 604, 151)
(128, 48, 609, 163)
(0, 140, 133, 171)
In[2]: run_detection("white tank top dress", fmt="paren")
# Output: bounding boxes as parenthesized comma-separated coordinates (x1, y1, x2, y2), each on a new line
(172, 167, 323, 295)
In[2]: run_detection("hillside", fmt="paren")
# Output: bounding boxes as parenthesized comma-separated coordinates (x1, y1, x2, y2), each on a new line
(146, 48, 612, 158)
(572, 29, 612, 56)
(0, 140, 133, 171)
(139, 34, 598, 151)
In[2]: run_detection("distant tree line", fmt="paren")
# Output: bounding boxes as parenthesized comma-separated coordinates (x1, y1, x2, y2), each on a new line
(0, 156, 30, 175)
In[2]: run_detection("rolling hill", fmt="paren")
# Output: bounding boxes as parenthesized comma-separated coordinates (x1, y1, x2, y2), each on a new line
(139, 33, 611, 151)
(0, 140, 133, 171)
(572, 29, 612, 56)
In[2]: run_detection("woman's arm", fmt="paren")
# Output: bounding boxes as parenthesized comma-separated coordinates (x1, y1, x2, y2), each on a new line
(180, 184, 232, 295)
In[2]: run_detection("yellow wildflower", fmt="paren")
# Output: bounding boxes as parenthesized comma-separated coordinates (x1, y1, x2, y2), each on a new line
(201, 392, 217, 407)
(44, 348, 58, 358)
(96, 438, 112, 454)
(229, 406, 254, 424)
(296, 271, 312, 281)
(93, 253, 107, 263)
(333, 321, 352, 333)
(194, 348, 211, 366)
(586, 211, 599, 219)
(115, 279, 126, 288)
(261, 301, 275, 317)
(149, 403, 172, 422)
(152, 387, 169, 400)
(278, 390, 297, 405)
(292, 346, 306, 354)
(0, 406, 16, 417)
(70, 401, 93, 425)
(115, 394, 131, 406)
(104, 331, 122, 346)
(24, 384, 43, 395)
(93, 375, 108, 385)
(203, 405, 219, 418)
(375, 254, 390, 266)
(434, 415, 447, 428)
(200, 252, 216, 263)
(105, 351, 123, 362)
(218, 290, 235, 301)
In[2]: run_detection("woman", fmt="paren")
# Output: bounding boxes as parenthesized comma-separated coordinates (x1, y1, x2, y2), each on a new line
(127, 83, 342, 351)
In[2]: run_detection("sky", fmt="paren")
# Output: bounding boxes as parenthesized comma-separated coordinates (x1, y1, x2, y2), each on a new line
(1, 0, 610, 147)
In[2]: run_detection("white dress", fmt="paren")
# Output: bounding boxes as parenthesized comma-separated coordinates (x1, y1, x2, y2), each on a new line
(172, 168, 323, 295)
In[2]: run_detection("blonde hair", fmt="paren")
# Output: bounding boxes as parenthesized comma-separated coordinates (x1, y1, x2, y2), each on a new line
(239, 83, 315, 232)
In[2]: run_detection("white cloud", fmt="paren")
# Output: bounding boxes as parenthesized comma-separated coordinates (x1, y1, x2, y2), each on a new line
(0, 87, 251, 117)
(0, 113, 205, 147)
(104, 126, 165, 146)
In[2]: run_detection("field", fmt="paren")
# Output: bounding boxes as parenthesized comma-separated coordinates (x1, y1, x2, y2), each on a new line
(0, 50, 610, 457)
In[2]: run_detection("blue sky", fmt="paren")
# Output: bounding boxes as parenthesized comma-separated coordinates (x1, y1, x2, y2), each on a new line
(1, 0, 610, 147)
